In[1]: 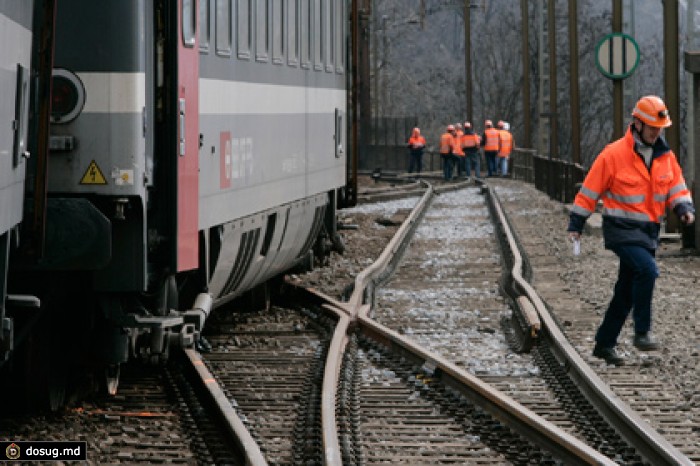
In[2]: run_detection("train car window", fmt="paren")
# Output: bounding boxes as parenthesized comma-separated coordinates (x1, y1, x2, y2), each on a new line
(313, 0, 322, 71)
(272, 0, 283, 64)
(182, 0, 196, 47)
(215, 0, 232, 56)
(255, 0, 269, 62)
(325, 0, 333, 72)
(300, 0, 310, 68)
(13, 65, 30, 167)
(335, 0, 344, 73)
(199, 0, 210, 53)
(237, 0, 252, 59)
(287, 0, 299, 66)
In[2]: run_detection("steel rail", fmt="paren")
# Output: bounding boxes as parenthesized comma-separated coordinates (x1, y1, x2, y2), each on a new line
(354, 307, 616, 466)
(182, 348, 269, 466)
(487, 185, 694, 466)
(312, 180, 617, 465)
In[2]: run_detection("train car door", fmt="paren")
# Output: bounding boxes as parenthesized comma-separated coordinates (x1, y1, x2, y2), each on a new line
(156, 0, 200, 272)
(175, 0, 199, 271)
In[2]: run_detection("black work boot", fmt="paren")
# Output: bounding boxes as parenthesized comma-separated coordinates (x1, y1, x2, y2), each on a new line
(633, 332, 660, 351)
(592, 345, 625, 366)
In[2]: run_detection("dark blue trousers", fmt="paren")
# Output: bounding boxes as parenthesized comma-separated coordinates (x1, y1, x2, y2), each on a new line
(595, 244, 659, 348)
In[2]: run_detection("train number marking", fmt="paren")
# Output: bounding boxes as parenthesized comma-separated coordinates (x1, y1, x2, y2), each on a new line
(80, 160, 108, 185)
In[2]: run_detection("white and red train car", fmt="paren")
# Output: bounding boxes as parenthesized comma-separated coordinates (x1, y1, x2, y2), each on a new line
(1, 0, 348, 409)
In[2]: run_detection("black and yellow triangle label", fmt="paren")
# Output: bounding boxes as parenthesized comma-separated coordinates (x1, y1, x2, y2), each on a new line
(80, 160, 107, 185)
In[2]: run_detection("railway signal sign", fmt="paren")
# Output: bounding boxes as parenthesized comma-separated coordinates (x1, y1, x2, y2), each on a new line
(595, 33, 639, 80)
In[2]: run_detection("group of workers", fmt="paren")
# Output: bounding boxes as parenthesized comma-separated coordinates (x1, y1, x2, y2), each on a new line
(406, 120, 514, 180)
(406, 95, 696, 369)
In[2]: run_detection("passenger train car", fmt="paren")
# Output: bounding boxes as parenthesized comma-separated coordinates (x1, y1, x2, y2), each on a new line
(0, 1, 35, 366)
(1, 0, 348, 409)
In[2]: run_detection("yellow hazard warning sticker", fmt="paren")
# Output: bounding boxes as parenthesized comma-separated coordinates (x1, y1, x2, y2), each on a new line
(80, 160, 107, 185)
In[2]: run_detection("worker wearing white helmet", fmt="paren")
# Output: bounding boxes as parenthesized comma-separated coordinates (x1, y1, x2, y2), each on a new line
(497, 121, 514, 177)
(439, 125, 457, 180)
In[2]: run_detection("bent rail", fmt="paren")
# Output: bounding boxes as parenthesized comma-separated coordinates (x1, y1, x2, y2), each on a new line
(487, 185, 693, 466)
(312, 180, 619, 465)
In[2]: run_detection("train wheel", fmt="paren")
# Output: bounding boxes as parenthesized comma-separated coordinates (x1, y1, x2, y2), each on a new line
(247, 282, 271, 312)
(23, 315, 68, 412)
(105, 364, 120, 396)
(300, 250, 314, 273)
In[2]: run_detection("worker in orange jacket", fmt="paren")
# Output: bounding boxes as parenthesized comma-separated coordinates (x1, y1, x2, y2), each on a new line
(407, 127, 426, 175)
(439, 125, 456, 180)
(461, 121, 481, 179)
(567, 95, 695, 365)
(481, 120, 500, 177)
(497, 121, 514, 177)
(452, 123, 465, 178)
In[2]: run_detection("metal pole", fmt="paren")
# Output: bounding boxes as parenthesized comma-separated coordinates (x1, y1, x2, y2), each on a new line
(465, 1, 473, 121)
(372, 8, 379, 118)
(381, 15, 388, 117)
(359, 0, 372, 172)
(537, 0, 548, 156)
(663, 0, 680, 158)
(664, 0, 681, 233)
(568, 0, 581, 164)
(349, 0, 360, 206)
(612, 0, 623, 140)
(521, 0, 532, 148)
(547, 0, 558, 158)
(687, 0, 695, 185)
(686, 52, 700, 247)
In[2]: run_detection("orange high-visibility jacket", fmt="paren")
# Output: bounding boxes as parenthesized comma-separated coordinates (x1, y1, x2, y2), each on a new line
(498, 130, 513, 158)
(461, 133, 480, 149)
(483, 128, 500, 151)
(408, 131, 426, 150)
(439, 132, 453, 154)
(452, 130, 465, 156)
(570, 127, 694, 249)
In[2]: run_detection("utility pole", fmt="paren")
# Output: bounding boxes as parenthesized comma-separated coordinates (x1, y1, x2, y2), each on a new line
(381, 15, 388, 117)
(664, 0, 680, 159)
(612, 0, 623, 139)
(664, 0, 681, 234)
(569, 0, 581, 164)
(521, 0, 532, 148)
(372, 8, 379, 119)
(622, 0, 637, 115)
(420, 0, 426, 30)
(464, 0, 473, 121)
(547, 0, 558, 158)
(350, 0, 359, 205)
(360, 0, 372, 179)
(687, 0, 697, 184)
(537, 0, 549, 157)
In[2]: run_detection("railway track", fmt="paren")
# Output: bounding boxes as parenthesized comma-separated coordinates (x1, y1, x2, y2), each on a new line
(2, 176, 696, 465)
(491, 178, 700, 464)
(199, 304, 336, 465)
(0, 361, 250, 464)
(297, 177, 691, 465)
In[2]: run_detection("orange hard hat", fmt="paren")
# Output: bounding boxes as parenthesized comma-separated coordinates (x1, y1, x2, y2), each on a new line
(632, 95, 671, 128)
(485, 120, 493, 127)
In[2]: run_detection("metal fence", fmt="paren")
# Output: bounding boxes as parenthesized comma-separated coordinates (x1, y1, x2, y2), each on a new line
(511, 149, 586, 204)
(359, 118, 587, 204)
(359, 116, 443, 172)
